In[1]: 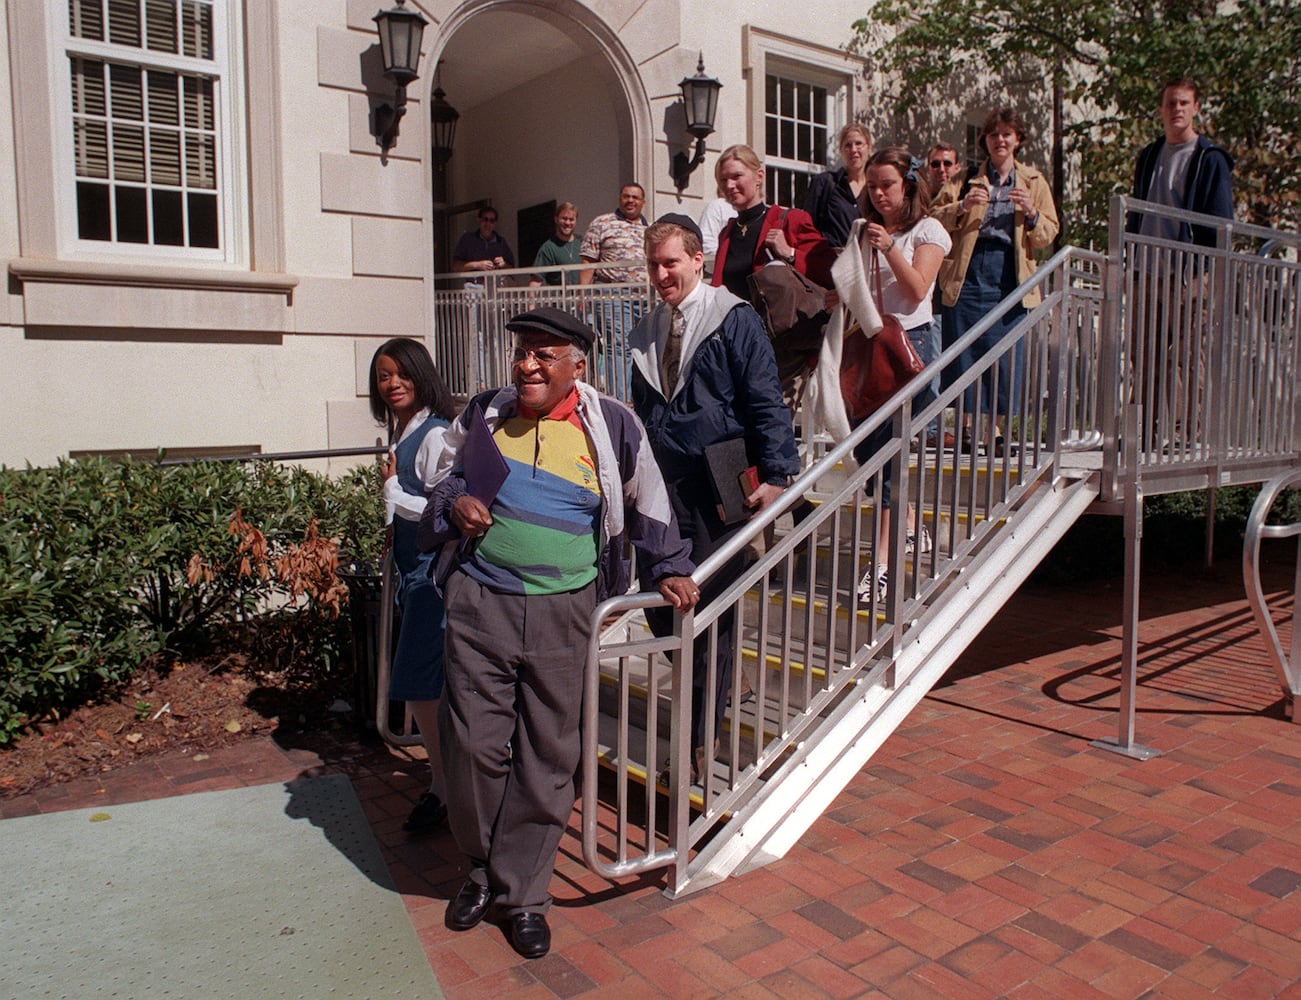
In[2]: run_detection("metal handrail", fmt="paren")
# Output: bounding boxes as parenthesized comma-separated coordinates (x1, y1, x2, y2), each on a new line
(373, 549, 422, 746)
(432, 262, 653, 402)
(578, 198, 1301, 890)
(580, 245, 1107, 887)
(155, 445, 385, 466)
(1243, 469, 1301, 722)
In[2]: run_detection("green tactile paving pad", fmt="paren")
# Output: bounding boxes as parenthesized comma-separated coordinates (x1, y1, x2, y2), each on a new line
(0, 775, 441, 1000)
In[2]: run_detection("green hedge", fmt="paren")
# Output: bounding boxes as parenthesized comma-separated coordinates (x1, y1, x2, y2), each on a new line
(0, 457, 384, 744)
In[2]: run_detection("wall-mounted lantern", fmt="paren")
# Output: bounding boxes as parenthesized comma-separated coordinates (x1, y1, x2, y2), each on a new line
(429, 65, 459, 167)
(671, 54, 723, 191)
(373, 0, 429, 151)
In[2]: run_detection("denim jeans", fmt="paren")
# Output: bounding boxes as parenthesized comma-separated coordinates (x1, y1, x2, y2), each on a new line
(593, 297, 644, 399)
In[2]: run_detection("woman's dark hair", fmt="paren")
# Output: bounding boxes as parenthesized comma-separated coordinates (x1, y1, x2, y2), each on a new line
(367, 337, 458, 426)
(863, 146, 931, 231)
(979, 106, 1028, 153)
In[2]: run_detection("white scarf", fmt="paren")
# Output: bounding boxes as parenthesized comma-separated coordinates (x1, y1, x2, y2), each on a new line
(807, 219, 883, 442)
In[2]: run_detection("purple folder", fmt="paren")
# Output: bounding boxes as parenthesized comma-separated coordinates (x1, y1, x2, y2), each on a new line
(462, 404, 509, 507)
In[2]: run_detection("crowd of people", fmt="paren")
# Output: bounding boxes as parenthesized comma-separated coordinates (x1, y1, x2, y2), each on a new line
(383, 78, 1231, 961)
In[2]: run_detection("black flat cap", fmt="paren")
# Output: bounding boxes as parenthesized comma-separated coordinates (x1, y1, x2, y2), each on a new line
(656, 212, 704, 245)
(505, 306, 596, 353)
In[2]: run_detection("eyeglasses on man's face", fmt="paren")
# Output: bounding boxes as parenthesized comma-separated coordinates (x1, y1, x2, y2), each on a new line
(512, 346, 574, 368)
(930, 159, 955, 169)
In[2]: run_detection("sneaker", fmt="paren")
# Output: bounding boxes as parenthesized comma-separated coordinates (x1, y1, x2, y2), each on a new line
(857, 566, 889, 603)
(906, 525, 932, 555)
(403, 791, 448, 833)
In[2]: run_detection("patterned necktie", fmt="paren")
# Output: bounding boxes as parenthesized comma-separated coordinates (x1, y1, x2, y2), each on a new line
(661, 307, 684, 397)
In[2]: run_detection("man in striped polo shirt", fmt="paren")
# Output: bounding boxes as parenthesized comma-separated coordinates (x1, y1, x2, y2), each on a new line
(418, 307, 697, 959)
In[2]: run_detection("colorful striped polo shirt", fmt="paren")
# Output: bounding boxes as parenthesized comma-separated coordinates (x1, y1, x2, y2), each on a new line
(462, 388, 603, 595)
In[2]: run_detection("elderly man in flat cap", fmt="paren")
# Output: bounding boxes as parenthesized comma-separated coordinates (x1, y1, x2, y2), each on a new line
(418, 306, 697, 959)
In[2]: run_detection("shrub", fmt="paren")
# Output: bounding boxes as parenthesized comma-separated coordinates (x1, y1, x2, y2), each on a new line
(0, 457, 386, 743)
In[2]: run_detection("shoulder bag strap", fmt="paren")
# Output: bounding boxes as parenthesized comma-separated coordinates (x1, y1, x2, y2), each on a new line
(871, 243, 885, 314)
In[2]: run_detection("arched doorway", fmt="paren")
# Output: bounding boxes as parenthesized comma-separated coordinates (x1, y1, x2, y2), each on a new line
(424, 0, 653, 275)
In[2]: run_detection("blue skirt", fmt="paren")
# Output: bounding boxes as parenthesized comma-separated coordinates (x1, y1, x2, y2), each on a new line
(389, 559, 446, 702)
(943, 239, 1025, 415)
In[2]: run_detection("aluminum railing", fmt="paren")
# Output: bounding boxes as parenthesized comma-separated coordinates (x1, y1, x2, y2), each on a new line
(1243, 469, 1301, 722)
(580, 246, 1108, 891)
(577, 198, 1301, 889)
(1093, 198, 1301, 758)
(422, 200, 1300, 890)
(1101, 197, 1301, 500)
(432, 259, 651, 401)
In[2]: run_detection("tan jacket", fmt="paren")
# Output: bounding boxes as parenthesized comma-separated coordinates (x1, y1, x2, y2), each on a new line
(931, 159, 1059, 309)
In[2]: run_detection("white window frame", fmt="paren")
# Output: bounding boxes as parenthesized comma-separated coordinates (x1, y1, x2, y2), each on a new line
(742, 27, 860, 209)
(50, 0, 246, 266)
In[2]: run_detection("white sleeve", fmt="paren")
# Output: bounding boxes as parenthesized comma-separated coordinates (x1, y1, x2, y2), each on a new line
(384, 425, 448, 522)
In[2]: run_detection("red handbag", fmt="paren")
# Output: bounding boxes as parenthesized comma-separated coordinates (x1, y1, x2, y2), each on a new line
(838, 249, 925, 421)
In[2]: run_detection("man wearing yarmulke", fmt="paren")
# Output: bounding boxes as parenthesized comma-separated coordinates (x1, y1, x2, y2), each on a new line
(630, 214, 798, 786)
(418, 306, 697, 959)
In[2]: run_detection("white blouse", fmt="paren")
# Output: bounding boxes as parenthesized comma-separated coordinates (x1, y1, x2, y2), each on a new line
(866, 216, 951, 330)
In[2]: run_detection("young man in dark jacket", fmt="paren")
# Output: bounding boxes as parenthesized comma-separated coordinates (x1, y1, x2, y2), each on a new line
(1127, 77, 1234, 247)
(629, 214, 799, 783)
(1125, 77, 1234, 448)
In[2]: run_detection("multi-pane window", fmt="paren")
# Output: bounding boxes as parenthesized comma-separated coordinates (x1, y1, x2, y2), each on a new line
(763, 72, 832, 209)
(66, 0, 225, 251)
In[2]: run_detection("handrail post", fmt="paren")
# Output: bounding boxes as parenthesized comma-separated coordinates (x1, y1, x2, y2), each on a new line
(667, 608, 694, 894)
(373, 551, 421, 747)
(884, 400, 910, 663)
(1243, 470, 1301, 723)
(1099, 195, 1126, 502)
(1092, 403, 1161, 760)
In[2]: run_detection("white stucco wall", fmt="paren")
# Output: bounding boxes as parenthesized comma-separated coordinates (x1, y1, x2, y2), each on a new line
(4, 0, 1045, 468)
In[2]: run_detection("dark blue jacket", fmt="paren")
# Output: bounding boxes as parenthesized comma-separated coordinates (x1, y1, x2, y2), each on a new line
(631, 301, 799, 489)
(1127, 134, 1234, 247)
(803, 167, 861, 249)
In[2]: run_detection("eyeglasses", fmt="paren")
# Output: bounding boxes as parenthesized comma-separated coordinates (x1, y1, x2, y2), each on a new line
(929, 159, 956, 169)
(512, 347, 573, 368)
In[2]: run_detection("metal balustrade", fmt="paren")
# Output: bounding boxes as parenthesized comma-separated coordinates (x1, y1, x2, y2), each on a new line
(579, 244, 1110, 894)
(432, 259, 650, 401)
(415, 197, 1299, 896)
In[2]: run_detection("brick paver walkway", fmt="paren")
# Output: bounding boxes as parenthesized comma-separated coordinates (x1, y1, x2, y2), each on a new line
(4, 563, 1298, 998)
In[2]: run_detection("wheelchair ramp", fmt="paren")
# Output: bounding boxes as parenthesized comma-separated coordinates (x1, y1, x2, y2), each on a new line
(665, 470, 1100, 896)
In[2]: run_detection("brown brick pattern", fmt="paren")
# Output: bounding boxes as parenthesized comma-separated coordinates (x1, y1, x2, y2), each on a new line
(4, 565, 1297, 997)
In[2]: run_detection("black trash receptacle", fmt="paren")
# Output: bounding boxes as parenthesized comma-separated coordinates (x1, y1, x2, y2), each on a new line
(339, 558, 385, 736)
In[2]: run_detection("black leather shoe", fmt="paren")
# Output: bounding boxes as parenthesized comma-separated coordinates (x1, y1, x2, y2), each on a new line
(509, 912, 551, 959)
(446, 879, 493, 931)
(402, 792, 447, 833)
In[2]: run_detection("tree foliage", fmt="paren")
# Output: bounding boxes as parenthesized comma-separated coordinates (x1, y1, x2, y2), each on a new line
(851, 0, 1300, 244)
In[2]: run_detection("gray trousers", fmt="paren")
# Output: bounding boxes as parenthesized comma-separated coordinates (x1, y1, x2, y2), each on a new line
(439, 571, 594, 915)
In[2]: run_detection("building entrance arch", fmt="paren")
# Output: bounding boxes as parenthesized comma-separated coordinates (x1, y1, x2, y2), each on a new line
(421, 0, 653, 275)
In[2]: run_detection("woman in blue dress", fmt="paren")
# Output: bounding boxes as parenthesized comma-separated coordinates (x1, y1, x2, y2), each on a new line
(932, 107, 1058, 450)
(368, 337, 459, 833)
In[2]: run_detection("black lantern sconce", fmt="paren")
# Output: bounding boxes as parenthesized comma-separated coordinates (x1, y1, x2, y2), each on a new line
(671, 53, 723, 191)
(373, 0, 429, 151)
(429, 64, 459, 167)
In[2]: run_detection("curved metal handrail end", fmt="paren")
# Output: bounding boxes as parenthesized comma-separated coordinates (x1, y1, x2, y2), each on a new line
(1242, 470, 1301, 720)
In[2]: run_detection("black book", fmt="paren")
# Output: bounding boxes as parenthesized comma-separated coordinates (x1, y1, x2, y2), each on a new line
(704, 437, 758, 525)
